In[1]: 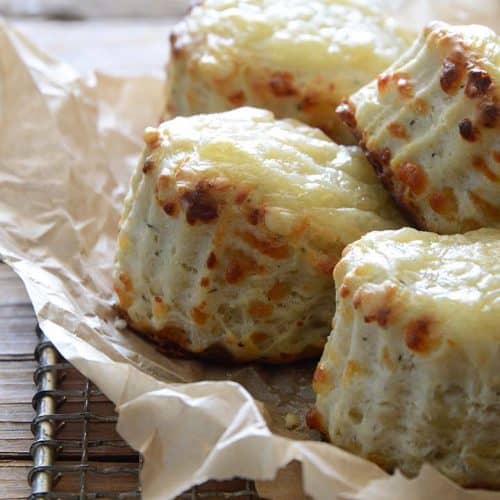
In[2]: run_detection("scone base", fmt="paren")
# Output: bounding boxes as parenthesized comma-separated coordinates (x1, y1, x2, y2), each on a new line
(116, 307, 323, 365)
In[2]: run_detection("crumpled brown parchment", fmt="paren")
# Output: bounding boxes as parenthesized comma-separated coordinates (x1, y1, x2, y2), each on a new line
(0, 9, 498, 500)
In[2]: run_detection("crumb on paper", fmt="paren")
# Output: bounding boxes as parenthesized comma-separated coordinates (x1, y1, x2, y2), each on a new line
(114, 318, 127, 330)
(143, 126, 160, 146)
(285, 412, 300, 430)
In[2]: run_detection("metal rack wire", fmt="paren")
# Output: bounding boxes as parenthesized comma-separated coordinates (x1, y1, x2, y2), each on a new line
(29, 326, 260, 499)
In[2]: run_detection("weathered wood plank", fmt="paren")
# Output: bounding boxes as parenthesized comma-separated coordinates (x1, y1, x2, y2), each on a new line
(0, 460, 31, 499)
(0, 307, 38, 358)
(0, 460, 140, 499)
(0, 265, 31, 308)
(0, 400, 134, 457)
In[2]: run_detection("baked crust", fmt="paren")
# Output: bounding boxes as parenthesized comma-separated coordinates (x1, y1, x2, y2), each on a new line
(165, 0, 411, 144)
(338, 22, 500, 233)
(311, 227, 500, 488)
(114, 108, 404, 363)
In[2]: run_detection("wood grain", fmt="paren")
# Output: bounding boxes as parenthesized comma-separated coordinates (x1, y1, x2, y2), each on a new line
(0, 460, 140, 499)
(0, 263, 37, 497)
(0, 263, 140, 498)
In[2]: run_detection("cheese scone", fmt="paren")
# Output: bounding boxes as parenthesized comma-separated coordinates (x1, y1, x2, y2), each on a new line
(114, 108, 405, 363)
(309, 228, 500, 487)
(338, 22, 500, 233)
(165, 0, 411, 144)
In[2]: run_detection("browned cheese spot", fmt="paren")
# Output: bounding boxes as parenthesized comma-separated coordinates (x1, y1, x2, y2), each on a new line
(352, 292, 362, 310)
(465, 68, 492, 98)
(250, 331, 268, 344)
(152, 296, 169, 318)
(305, 407, 325, 433)
(248, 300, 274, 318)
(206, 252, 217, 269)
(200, 277, 210, 288)
(312, 364, 331, 394)
(181, 182, 219, 224)
(234, 190, 249, 205)
(440, 53, 466, 94)
(163, 201, 179, 216)
(158, 325, 189, 346)
(459, 118, 479, 141)
(364, 146, 392, 184)
(379, 148, 391, 166)
(395, 161, 428, 195)
(267, 281, 289, 301)
(155, 175, 171, 203)
(298, 91, 321, 112)
(377, 72, 413, 98)
(246, 206, 265, 226)
(380, 148, 392, 165)
(377, 73, 390, 93)
(142, 156, 155, 174)
(353, 284, 397, 328)
(225, 250, 261, 284)
(478, 102, 499, 128)
(387, 122, 408, 140)
(336, 99, 357, 129)
(191, 306, 208, 325)
(394, 72, 413, 98)
(382, 346, 395, 371)
(468, 191, 500, 219)
(461, 218, 481, 231)
(365, 147, 392, 177)
(206, 177, 233, 191)
(339, 284, 350, 298)
(364, 306, 391, 327)
(472, 155, 499, 182)
(405, 317, 440, 354)
(429, 187, 458, 218)
(238, 231, 289, 259)
(342, 360, 365, 384)
(269, 71, 297, 97)
(311, 251, 338, 276)
(412, 98, 428, 114)
(228, 90, 246, 106)
(119, 272, 133, 292)
(114, 273, 134, 309)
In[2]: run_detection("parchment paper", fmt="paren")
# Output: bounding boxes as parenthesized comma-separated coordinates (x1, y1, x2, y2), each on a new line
(0, 7, 498, 500)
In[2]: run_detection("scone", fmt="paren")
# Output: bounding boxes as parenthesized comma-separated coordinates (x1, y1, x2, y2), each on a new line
(337, 22, 500, 233)
(309, 227, 500, 487)
(166, 0, 411, 144)
(114, 107, 405, 363)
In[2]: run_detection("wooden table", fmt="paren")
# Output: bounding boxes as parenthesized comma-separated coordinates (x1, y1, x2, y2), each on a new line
(0, 263, 142, 499)
(0, 263, 38, 499)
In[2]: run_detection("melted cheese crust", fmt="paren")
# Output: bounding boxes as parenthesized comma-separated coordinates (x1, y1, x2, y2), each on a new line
(340, 22, 500, 233)
(166, 0, 411, 144)
(311, 227, 500, 487)
(114, 108, 404, 362)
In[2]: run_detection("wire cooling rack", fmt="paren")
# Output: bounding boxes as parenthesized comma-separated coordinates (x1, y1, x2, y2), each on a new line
(29, 326, 260, 499)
